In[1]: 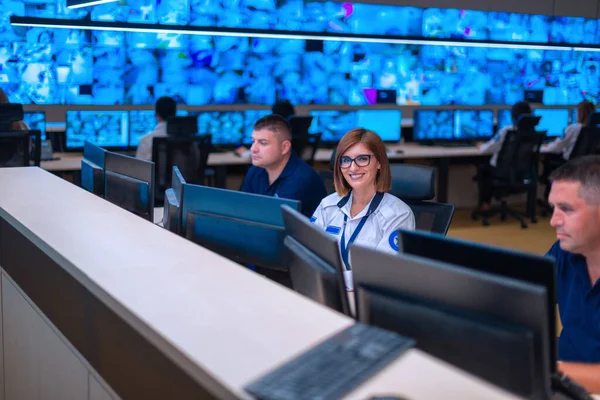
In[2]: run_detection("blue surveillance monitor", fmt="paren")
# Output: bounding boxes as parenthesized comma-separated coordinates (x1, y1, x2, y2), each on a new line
(181, 184, 301, 270)
(129, 109, 188, 147)
(355, 110, 402, 142)
(242, 109, 271, 145)
(533, 109, 569, 137)
(412, 110, 454, 141)
(454, 110, 494, 140)
(308, 110, 356, 143)
(66, 110, 129, 150)
(497, 109, 513, 129)
(190, 111, 244, 146)
(23, 111, 46, 140)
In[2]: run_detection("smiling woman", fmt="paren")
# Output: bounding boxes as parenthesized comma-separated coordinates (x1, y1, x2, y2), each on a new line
(310, 128, 415, 290)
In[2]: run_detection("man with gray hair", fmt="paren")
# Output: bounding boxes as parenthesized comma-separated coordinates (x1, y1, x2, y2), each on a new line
(546, 155, 600, 393)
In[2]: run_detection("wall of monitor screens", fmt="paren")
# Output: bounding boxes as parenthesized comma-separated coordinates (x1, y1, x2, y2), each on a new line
(2, 1, 600, 107)
(60, 106, 592, 150)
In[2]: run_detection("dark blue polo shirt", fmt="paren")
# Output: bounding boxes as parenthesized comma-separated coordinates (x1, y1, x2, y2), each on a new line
(240, 152, 327, 217)
(546, 241, 600, 363)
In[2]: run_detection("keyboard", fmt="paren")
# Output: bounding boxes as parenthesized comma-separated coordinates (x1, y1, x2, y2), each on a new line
(245, 323, 415, 400)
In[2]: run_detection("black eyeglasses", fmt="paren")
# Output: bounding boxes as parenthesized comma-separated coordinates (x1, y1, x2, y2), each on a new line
(339, 154, 374, 169)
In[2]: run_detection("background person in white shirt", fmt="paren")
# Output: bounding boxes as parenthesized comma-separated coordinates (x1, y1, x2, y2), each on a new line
(135, 96, 177, 161)
(310, 128, 415, 290)
(542, 100, 596, 160)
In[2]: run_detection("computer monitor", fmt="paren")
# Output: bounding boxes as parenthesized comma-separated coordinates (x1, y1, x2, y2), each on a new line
(104, 151, 155, 221)
(182, 184, 300, 269)
(162, 166, 186, 234)
(129, 109, 188, 147)
(190, 111, 244, 146)
(497, 109, 513, 129)
(412, 110, 454, 141)
(351, 245, 551, 400)
(308, 110, 356, 143)
(280, 205, 349, 315)
(453, 109, 494, 140)
(23, 111, 46, 140)
(66, 110, 129, 150)
(355, 110, 402, 142)
(397, 229, 558, 374)
(533, 109, 569, 137)
(81, 141, 106, 197)
(242, 109, 271, 145)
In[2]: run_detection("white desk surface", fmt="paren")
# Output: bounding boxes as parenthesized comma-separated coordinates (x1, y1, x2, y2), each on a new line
(0, 167, 518, 399)
(42, 144, 489, 172)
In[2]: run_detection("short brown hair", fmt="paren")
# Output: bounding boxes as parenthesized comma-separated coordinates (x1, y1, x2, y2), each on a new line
(333, 128, 391, 196)
(253, 114, 292, 141)
(550, 155, 600, 203)
(576, 101, 596, 126)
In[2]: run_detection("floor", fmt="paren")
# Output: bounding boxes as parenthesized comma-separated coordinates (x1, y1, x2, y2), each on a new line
(447, 206, 556, 256)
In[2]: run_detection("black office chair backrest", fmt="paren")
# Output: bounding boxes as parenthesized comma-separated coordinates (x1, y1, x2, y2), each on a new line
(570, 126, 600, 159)
(405, 200, 455, 235)
(289, 116, 313, 138)
(0, 132, 30, 167)
(152, 134, 212, 200)
(318, 170, 335, 195)
(0, 103, 24, 130)
(494, 129, 545, 185)
(292, 133, 322, 166)
(389, 164, 435, 201)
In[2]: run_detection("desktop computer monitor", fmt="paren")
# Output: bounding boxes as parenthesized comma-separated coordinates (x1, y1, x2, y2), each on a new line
(454, 110, 494, 140)
(397, 229, 558, 375)
(412, 110, 454, 141)
(104, 151, 155, 221)
(81, 141, 106, 197)
(162, 166, 186, 234)
(23, 111, 46, 140)
(497, 109, 513, 129)
(66, 110, 129, 151)
(189, 111, 244, 146)
(242, 110, 271, 145)
(355, 110, 402, 143)
(129, 109, 188, 147)
(351, 245, 551, 400)
(533, 109, 569, 137)
(308, 110, 356, 143)
(181, 184, 300, 269)
(280, 205, 349, 315)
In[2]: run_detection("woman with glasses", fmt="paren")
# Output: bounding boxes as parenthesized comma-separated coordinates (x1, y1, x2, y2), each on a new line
(310, 128, 415, 290)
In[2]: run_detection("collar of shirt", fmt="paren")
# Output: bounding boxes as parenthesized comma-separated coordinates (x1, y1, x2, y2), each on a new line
(259, 151, 300, 190)
(340, 191, 377, 221)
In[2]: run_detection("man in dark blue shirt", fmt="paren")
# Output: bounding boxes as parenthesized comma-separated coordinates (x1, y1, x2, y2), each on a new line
(241, 114, 326, 217)
(546, 155, 600, 394)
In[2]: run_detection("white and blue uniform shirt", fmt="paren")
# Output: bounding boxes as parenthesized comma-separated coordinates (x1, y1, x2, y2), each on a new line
(310, 191, 415, 290)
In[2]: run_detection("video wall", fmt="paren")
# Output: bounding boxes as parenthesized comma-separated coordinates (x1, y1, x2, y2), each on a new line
(1, 0, 600, 106)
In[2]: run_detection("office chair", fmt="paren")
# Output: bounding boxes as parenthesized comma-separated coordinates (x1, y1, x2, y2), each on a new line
(152, 134, 212, 203)
(389, 164, 455, 235)
(472, 128, 545, 229)
(538, 113, 600, 215)
(0, 103, 41, 167)
(318, 170, 335, 195)
(292, 133, 322, 166)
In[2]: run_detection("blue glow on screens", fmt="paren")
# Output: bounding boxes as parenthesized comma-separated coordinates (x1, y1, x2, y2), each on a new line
(128, 109, 188, 147)
(308, 110, 356, 142)
(242, 110, 271, 145)
(66, 110, 129, 149)
(23, 111, 46, 140)
(413, 110, 453, 141)
(534, 109, 569, 137)
(190, 111, 244, 145)
(498, 109, 513, 129)
(454, 110, 494, 139)
(3, 1, 600, 107)
(355, 110, 401, 142)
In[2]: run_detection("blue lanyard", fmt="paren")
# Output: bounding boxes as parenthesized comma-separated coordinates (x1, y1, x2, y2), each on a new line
(339, 192, 384, 271)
